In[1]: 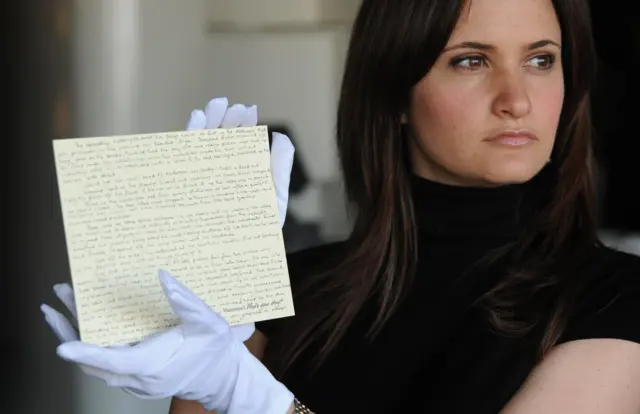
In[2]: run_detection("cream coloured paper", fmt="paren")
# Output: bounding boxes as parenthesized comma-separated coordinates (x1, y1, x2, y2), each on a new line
(52, 126, 294, 347)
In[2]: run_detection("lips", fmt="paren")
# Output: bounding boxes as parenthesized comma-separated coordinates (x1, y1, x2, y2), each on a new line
(484, 129, 537, 146)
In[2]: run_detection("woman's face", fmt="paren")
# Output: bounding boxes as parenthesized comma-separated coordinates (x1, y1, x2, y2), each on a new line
(408, 0, 564, 187)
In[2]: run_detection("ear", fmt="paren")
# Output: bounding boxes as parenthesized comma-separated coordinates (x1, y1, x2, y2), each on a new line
(400, 113, 408, 124)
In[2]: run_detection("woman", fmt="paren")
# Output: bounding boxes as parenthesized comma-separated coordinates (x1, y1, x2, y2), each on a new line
(43, 0, 640, 412)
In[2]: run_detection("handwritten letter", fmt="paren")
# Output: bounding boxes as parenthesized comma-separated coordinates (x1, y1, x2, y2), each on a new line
(53, 126, 294, 346)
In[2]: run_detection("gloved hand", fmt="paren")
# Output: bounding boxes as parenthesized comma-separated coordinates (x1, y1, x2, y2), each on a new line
(41, 97, 296, 414)
(186, 97, 293, 228)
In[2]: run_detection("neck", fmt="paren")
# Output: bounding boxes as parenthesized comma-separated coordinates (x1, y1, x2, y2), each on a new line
(410, 173, 542, 243)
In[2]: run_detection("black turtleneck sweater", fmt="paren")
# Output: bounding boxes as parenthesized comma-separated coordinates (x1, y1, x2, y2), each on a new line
(256, 175, 640, 413)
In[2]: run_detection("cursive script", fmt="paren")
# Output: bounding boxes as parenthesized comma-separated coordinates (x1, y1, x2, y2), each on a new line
(53, 126, 294, 346)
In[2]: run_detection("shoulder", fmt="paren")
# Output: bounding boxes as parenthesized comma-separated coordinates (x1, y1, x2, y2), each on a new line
(560, 244, 640, 344)
(502, 245, 640, 413)
(503, 337, 640, 413)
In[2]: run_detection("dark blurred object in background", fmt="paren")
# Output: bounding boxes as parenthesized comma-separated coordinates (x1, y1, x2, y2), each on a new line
(8, 0, 76, 413)
(268, 124, 324, 252)
(590, 1, 640, 232)
(267, 124, 310, 195)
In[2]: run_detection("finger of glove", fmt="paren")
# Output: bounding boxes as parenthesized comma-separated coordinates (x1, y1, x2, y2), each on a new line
(57, 328, 184, 375)
(121, 386, 174, 401)
(220, 104, 248, 128)
(230, 323, 256, 342)
(82, 365, 170, 399)
(159, 270, 226, 335)
(239, 105, 258, 127)
(53, 283, 78, 321)
(186, 110, 206, 130)
(41, 304, 79, 343)
(270, 132, 295, 227)
(80, 364, 148, 392)
(204, 97, 229, 129)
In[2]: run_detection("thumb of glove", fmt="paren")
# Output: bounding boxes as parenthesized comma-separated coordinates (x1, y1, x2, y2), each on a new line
(159, 270, 229, 336)
(230, 323, 256, 342)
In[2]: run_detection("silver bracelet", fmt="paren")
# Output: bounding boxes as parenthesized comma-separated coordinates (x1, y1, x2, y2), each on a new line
(293, 397, 311, 414)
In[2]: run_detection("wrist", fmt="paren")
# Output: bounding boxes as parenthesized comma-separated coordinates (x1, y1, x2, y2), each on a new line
(289, 398, 313, 414)
(225, 344, 294, 414)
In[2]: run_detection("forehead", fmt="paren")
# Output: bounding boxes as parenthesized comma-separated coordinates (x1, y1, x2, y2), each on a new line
(450, 0, 562, 45)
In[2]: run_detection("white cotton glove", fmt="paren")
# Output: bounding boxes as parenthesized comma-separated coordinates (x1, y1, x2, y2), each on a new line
(186, 97, 292, 226)
(41, 98, 296, 414)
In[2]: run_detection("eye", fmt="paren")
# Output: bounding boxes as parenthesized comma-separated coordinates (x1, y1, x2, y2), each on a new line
(527, 53, 556, 70)
(449, 55, 488, 71)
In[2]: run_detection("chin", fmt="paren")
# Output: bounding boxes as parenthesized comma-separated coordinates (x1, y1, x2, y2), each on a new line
(479, 162, 546, 186)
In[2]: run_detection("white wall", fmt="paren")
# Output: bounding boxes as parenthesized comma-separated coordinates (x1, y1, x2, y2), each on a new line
(136, 2, 350, 182)
(204, 0, 360, 27)
(134, 0, 352, 232)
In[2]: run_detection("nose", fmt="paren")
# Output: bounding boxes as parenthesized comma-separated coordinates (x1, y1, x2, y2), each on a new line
(491, 71, 532, 120)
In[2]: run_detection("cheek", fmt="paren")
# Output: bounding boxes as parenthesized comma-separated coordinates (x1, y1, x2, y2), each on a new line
(534, 82, 565, 133)
(411, 83, 483, 155)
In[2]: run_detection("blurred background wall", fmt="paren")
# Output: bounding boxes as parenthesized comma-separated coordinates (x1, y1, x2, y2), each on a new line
(7, 0, 640, 413)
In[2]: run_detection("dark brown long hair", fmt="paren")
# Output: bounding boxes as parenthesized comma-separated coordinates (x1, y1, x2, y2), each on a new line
(263, 0, 601, 378)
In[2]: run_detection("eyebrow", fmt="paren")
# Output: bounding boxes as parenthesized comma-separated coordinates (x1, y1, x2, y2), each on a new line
(443, 39, 561, 53)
